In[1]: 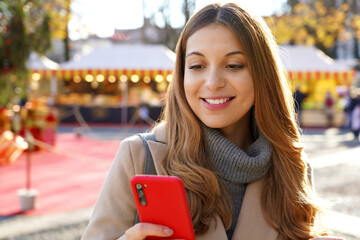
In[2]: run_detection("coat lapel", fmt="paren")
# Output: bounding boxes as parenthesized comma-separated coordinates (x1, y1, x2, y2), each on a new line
(232, 179, 279, 240)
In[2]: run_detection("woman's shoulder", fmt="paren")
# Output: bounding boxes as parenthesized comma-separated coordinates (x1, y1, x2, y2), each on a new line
(120, 133, 143, 147)
(115, 134, 146, 175)
(115, 122, 167, 174)
(152, 121, 167, 143)
(120, 121, 167, 145)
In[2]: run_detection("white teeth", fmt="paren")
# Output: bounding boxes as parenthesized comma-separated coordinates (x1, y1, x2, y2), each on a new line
(205, 98, 230, 104)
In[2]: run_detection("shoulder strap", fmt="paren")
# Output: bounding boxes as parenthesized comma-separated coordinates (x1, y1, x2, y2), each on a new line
(134, 132, 157, 224)
(138, 132, 157, 175)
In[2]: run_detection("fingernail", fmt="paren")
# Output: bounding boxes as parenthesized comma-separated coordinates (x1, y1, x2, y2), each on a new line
(163, 228, 173, 235)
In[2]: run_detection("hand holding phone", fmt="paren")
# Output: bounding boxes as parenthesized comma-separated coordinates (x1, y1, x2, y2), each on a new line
(124, 222, 176, 240)
(130, 175, 195, 240)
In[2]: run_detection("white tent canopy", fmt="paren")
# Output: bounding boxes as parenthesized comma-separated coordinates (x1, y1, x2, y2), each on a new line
(279, 45, 351, 72)
(60, 44, 175, 70)
(26, 52, 59, 70)
(26, 52, 59, 96)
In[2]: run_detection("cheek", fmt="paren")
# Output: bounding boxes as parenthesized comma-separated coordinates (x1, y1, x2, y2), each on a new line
(246, 82, 255, 101)
(245, 87, 255, 106)
(183, 74, 201, 116)
(183, 76, 190, 101)
(241, 76, 254, 98)
(233, 76, 255, 106)
(184, 73, 197, 100)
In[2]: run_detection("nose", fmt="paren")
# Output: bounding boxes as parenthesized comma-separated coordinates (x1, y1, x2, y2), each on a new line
(204, 68, 225, 90)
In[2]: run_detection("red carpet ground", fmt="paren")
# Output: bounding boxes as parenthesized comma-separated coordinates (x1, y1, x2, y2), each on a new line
(0, 133, 120, 216)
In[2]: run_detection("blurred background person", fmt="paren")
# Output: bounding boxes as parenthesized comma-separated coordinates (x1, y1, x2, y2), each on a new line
(294, 86, 307, 127)
(324, 91, 335, 128)
(351, 94, 360, 142)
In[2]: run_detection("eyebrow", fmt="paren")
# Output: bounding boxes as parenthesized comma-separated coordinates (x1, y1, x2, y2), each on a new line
(186, 51, 204, 58)
(185, 50, 244, 58)
(225, 51, 244, 56)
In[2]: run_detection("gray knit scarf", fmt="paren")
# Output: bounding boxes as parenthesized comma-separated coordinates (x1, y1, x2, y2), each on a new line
(202, 125, 272, 239)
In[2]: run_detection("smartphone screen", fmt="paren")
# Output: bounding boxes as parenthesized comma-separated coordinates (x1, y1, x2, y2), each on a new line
(131, 175, 195, 240)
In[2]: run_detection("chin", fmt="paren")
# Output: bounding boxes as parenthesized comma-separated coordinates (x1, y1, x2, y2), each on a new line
(202, 121, 227, 129)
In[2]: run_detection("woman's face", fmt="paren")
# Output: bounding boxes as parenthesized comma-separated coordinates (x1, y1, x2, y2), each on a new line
(184, 23, 254, 132)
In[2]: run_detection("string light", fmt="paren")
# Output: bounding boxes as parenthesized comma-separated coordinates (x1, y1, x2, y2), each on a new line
(120, 75, 128, 82)
(131, 74, 139, 83)
(96, 74, 105, 82)
(143, 76, 151, 83)
(155, 74, 164, 83)
(166, 74, 173, 82)
(32, 73, 41, 81)
(85, 74, 94, 82)
(108, 75, 116, 83)
(73, 76, 81, 83)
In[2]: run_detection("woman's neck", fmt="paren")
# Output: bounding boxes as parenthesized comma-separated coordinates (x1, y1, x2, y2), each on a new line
(219, 112, 254, 150)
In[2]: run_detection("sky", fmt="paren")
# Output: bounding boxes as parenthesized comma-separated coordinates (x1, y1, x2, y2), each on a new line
(68, 0, 287, 40)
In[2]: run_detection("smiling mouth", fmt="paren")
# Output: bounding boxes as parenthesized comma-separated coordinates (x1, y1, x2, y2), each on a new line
(202, 97, 234, 104)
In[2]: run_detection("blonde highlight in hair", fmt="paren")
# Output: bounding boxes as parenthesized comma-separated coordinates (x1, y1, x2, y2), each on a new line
(157, 2, 327, 238)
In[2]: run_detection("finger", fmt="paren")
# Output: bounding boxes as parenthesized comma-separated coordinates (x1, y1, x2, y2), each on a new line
(125, 223, 173, 239)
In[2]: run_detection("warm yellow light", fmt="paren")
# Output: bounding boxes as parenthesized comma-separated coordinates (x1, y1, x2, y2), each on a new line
(2, 130, 14, 141)
(30, 81, 39, 90)
(85, 74, 94, 82)
(12, 105, 20, 112)
(91, 81, 99, 89)
(108, 75, 116, 83)
(155, 75, 164, 83)
(32, 73, 41, 81)
(166, 74, 173, 82)
(131, 75, 139, 83)
(120, 75, 128, 82)
(96, 74, 105, 82)
(157, 81, 168, 92)
(143, 76, 151, 83)
(73, 76, 81, 83)
(15, 136, 28, 150)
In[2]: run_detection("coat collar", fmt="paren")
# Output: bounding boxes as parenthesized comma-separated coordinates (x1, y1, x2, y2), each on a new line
(147, 122, 167, 175)
(152, 122, 167, 143)
(146, 122, 278, 240)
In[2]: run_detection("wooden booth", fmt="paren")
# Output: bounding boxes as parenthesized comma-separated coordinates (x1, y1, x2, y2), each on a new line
(39, 44, 175, 124)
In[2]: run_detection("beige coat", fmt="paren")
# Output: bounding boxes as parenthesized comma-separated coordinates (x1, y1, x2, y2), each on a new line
(81, 123, 279, 240)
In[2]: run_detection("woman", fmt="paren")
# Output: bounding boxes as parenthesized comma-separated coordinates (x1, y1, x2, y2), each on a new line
(351, 96, 360, 142)
(82, 3, 338, 240)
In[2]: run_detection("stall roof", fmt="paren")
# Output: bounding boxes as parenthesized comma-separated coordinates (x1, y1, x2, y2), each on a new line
(60, 44, 175, 70)
(279, 45, 351, 72)
(27, 52, 59, 70)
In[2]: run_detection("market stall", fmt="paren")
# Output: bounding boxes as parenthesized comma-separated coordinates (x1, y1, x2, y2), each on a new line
(0, 53, 59, 162)
(53, 44, 175, 124)
(26, 52, 59, 146)
(279, 45, 356, 127)
(28, 52, 59, 98)
(280, 45, 355, 108)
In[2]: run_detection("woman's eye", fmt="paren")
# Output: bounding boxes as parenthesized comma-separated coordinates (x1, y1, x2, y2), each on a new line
(189, 65, 204, 70)
(227, 64, 244, 69)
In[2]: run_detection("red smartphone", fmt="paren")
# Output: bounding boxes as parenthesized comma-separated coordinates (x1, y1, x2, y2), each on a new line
(130, 175, 195, 240)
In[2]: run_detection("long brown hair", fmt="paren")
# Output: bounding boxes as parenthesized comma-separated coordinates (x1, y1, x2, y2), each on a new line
(158, 3, 327, 238)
